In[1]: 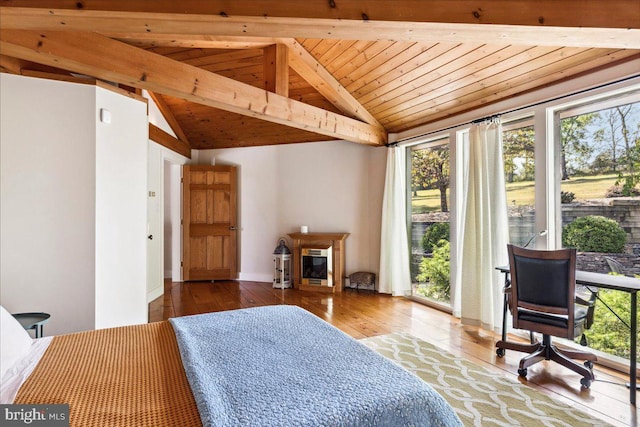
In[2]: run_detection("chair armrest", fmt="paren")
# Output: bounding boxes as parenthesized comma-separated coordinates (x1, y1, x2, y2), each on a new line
(575, 285, 597, 307)
(575, 295, 595, 307)
(575, 285, 598, 329)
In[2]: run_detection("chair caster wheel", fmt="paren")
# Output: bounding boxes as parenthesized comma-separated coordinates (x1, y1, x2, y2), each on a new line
(580, 377, 592, 389)
(518, 368, 527, 378)
(496, 348, 505, 358)
(584, 360, 593, 370)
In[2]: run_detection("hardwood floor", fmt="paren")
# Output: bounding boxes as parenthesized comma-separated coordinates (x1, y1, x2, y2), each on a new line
(150, 279, 637, 427)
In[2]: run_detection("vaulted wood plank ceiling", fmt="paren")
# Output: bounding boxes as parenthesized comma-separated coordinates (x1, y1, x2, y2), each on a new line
(0, 1, 639, 152)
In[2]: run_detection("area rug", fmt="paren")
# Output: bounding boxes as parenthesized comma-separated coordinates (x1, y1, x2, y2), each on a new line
(360, 332, 613, 427)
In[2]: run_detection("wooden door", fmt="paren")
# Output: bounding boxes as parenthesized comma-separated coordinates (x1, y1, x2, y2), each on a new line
(182, 165, 238, 281)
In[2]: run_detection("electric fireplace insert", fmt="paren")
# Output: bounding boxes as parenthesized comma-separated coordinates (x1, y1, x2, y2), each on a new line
(301, 247, 333, 287)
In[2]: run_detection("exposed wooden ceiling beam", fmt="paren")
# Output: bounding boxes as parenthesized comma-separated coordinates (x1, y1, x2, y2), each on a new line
(280, 38, 384, 130)
(113, 35, 277, 49)
(147, 91, 191, 145)
(0, 6, 638, 49)
(149, 124, 192, 159)
(0, 30, 387, 146)
(0, 54, 26, 74)
(2, 1, 637, 29)
(118, 35, 384, 130)
(263, 44, 288, 97)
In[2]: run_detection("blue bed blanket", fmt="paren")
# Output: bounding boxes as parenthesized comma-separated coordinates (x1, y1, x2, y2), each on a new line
(169, 305, 461, 427)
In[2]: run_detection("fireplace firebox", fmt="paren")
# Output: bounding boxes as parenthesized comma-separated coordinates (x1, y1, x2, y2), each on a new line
(301, 247, 333, 287)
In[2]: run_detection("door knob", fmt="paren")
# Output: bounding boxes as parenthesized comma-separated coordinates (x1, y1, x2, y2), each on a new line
(229, 226, 238, 231)
(148, 234, 153, 240)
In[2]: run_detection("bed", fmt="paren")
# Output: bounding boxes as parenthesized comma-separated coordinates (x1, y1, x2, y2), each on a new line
(1, 304, 462, 426)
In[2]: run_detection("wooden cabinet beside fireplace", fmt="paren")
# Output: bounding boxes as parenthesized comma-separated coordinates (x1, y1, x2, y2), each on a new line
(288, 232, 349, 293)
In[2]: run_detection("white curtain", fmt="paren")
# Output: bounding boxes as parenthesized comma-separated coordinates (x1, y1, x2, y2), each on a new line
(455, 119, 509, 331)
(378, 146, 411, 296)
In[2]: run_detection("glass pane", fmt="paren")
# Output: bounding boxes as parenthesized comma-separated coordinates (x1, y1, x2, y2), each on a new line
(503, 119, 537, 246)
(558, 97, 640, 361)
(409, 139, 451, 306)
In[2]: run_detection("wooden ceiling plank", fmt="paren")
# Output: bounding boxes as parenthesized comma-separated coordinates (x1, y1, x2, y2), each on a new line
(351, 42, 466, 101)
(2, 1, 638, 29)
(2, 7, 637, 49)
(281, 38, 384, 130)
(318, 40, 377, 73)
(303, 39, 339, 61)
(314, 39, 358, 69)
(393, 52, 640, 132)
(175, 49, 263, 70)
(379, 46, 588, 123)
(205, 65, 264, 89)
(149, 123, 192, 158)
(326, 41, 397, 87)
(264, 44, 289, 96)
(342, 41, 447, 96)
(334, 41, 411, 89)
(360, 43, 488, 112)
(365, 44, 548, 116)
(387, 50, 640, 130)
(147, 91, 191, 145)
(297, 38, 324, 53)
(0, 29, 386, 146)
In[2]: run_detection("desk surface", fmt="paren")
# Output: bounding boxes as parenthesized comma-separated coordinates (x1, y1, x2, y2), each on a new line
(496, 266, 640, 292)
(575, 270, 640, 292)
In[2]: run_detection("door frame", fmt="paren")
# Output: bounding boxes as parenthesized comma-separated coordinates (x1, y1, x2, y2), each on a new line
(147, 141, 189, 303)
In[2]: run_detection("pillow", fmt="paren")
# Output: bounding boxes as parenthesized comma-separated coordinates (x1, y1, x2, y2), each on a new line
(0, 305, 33, 379)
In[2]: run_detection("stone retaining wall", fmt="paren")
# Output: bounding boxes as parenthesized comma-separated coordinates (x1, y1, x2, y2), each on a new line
(576, 252, 640, 277)
(411, 198, 640, 277)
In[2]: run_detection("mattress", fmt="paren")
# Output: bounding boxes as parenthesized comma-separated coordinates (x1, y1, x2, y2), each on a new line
(12, 306, 461, 427)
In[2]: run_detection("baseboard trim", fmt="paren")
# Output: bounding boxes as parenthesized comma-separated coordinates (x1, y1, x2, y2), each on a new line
(147, 286, 163, 303)
(238, 272, 272, 283)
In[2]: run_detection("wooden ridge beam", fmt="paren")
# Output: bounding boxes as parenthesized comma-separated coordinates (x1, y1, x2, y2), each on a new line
(0, 30, 386, 146)
(149, 124, 192, 158)
(0, 6, 638, 49)
(113, 34, 277, 49)
(2, 1, 638, 29)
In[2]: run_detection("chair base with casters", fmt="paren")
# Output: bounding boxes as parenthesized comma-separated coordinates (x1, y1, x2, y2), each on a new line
(496, 334, 597, 388)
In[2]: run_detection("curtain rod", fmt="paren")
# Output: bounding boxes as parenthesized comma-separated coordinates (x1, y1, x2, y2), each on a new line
(471, 114, 501, 124)
(387, 73, 640, 147)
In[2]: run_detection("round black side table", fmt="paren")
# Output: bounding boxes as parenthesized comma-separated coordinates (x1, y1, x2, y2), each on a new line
(12, 312, 51, 338)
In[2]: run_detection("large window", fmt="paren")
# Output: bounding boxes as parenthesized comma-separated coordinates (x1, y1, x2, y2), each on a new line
(409, 138, 451, 307)
(502, 117, 537, 246)
(557, 93, 640, 362)
(402, 79, 640, 371)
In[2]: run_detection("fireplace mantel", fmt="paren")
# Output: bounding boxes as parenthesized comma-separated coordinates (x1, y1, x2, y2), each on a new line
(288, 232, 349, 293)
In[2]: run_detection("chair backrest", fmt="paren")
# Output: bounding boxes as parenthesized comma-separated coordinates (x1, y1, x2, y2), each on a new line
(507, 244, 577, 339)
(604, 256, 626, 275)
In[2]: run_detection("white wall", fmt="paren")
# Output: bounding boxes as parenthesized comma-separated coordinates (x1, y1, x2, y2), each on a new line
(197, 141, 387, 283)
(1, 74, 148, 335)
(94, 87, 148, 329)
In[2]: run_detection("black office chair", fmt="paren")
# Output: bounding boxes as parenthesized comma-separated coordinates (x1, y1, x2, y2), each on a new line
(496, 244, 597, 388)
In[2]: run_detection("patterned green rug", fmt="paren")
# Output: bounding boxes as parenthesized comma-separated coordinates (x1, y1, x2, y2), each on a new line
(360, 332, 612, 427)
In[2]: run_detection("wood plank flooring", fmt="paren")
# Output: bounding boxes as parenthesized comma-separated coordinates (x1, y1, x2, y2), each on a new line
(149, 279, 637, 427)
